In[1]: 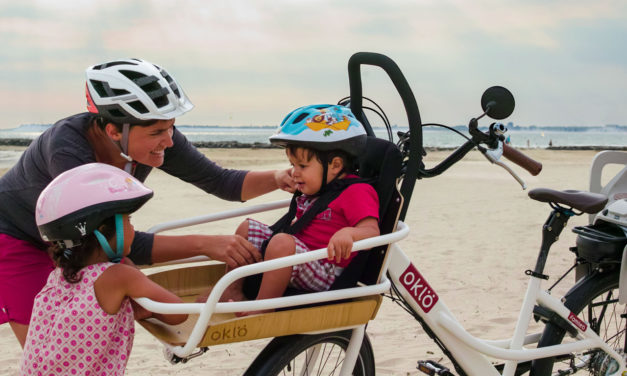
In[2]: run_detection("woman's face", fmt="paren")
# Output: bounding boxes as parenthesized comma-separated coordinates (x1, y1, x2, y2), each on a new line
(127, 119, 176, 167)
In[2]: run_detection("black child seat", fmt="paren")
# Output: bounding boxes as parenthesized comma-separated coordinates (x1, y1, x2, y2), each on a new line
(242, 136, 404, 299)
(329, 136, 404, 289)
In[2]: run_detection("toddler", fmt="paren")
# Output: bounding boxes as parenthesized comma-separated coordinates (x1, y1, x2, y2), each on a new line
(206, 105, 380, 315)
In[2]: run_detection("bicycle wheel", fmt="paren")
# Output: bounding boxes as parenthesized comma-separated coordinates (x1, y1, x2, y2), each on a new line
(530, 268, 625, 375)
(244, 329, 375, 376)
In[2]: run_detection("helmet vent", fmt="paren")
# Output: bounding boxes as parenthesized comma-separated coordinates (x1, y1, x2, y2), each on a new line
(292, 113, 309, 124)
(93, 61, 137, 70)
(128, 100, 149, 114)
(119, 70, 169, 108)
(160, 70, 181, 98)
(90, 80, 129, 98)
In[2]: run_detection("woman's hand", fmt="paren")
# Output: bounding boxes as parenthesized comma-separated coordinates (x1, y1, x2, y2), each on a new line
(151, 234, 261, 269)
(201, 235, 262, 268)
(274, 168, 295, 193)
(240, 169, 295, 200)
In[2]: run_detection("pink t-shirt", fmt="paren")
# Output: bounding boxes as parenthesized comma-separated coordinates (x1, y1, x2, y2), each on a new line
(295, 177, 379, 268)
(21, 262, 134, 376)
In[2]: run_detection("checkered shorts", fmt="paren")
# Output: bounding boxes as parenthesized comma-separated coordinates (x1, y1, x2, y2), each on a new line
(247, 219, 336, 292)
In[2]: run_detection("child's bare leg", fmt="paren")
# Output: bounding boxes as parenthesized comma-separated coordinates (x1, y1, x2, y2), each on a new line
(238, 233, 296, 316)
(196, 220, 250, 303)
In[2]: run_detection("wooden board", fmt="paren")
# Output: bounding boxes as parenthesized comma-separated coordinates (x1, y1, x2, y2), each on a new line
(140, 264, 382, 347)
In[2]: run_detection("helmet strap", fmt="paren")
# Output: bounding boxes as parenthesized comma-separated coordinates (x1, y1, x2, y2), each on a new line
(119, 123, 133, 173)
(94, 214, 125, 263)
(319, 154, 346, 195)
(319, 154, 329, 194)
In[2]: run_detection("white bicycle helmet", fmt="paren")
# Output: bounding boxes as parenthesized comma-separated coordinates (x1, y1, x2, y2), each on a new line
(269, 104, 367, 156)
(85, 58, 193, 125)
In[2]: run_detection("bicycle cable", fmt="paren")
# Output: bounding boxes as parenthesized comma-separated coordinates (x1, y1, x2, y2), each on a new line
(337, 96, 393, 142)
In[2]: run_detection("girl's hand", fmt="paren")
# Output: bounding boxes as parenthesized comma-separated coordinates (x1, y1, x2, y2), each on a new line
(130, 299, 152, 320)
(326, 218, 380, 264)
(327, 228, 354, 263)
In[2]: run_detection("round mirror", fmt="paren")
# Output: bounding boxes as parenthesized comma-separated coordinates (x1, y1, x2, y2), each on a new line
(481, 86, 515, 120)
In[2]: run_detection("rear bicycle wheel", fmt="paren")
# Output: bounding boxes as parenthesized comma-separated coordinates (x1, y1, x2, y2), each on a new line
(530, 268, 626, 375)
(244, 329, 375, 376)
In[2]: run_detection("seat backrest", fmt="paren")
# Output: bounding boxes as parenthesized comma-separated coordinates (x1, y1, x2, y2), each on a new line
(588, 151, 627, 224)
(329, 136, 404, 289)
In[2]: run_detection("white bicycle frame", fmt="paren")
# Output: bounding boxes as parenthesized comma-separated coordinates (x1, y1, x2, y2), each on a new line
(136, 198, 625, 376)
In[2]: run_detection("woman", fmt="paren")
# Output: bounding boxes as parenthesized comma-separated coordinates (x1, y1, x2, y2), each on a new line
(0, 58, 294, 347)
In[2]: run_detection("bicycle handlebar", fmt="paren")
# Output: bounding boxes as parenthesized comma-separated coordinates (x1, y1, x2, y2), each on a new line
(502, 144, 543, 176)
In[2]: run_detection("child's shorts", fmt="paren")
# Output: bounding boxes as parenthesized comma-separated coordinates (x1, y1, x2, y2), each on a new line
(247, 219, 336, 292)
(0, 234, 54, 325)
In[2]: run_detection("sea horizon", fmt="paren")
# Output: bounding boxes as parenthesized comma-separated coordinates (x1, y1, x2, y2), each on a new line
(0, 122, 626, 150)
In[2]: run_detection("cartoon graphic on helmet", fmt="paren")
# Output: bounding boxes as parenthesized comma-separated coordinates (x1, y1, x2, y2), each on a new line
(36, 163, 153, 251)
(85, 58, 193, 125)
(269, 104, 367, 156)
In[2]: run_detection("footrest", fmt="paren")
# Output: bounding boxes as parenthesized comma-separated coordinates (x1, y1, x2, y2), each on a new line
(139, 263, 383, 347)
(417, 360, 454, 376)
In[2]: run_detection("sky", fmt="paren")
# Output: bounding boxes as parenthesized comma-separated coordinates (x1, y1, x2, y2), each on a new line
(0, 0, 626, 129)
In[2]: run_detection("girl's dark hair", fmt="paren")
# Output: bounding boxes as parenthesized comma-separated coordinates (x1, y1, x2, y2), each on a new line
(286, 145, 356, 173)
(48, 216, 117, 283)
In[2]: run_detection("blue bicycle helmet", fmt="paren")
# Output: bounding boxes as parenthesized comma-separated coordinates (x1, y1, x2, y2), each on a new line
(269, 105, 367, 156)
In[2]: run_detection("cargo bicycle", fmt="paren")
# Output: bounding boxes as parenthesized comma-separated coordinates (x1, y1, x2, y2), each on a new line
(134, 52, 626, 376)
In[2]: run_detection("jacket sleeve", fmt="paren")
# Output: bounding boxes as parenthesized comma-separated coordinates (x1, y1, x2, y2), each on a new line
(159, 127, 248, 201)
(128, 231, 154, 265)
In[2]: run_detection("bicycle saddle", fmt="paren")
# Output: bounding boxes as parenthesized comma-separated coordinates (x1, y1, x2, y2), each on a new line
(528, 188, 608, 214)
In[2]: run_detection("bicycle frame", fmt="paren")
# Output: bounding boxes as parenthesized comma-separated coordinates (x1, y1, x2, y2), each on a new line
(386, 244, 625, 375)
(136, 198, 625, 376)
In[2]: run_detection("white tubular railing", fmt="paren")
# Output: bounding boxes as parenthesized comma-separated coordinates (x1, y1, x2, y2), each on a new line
(143, 199, 291, 268)
(147, 199, 291, 234)
(134, 221, 409, 358)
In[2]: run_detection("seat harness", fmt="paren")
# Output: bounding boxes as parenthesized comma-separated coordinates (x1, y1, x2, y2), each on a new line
(260, 176, 371, 253)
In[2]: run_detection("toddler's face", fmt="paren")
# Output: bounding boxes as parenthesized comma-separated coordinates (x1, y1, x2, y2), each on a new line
(286, 148, 324, 196)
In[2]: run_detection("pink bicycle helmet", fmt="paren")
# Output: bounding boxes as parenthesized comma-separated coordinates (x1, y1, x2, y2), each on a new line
(36, 163, 153, 252)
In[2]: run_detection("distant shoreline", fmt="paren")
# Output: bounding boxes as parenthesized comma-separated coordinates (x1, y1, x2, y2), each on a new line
(1, 138, 625, 151)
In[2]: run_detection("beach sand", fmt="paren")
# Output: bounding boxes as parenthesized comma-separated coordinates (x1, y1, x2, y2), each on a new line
(0, 147, 620, 375)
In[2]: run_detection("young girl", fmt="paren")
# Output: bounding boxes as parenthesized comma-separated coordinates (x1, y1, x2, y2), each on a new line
(20, 163, 187, 375)
(202, 105, 380, 315)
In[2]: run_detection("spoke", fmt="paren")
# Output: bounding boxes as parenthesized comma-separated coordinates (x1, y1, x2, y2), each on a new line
(276, 338, 354, 376)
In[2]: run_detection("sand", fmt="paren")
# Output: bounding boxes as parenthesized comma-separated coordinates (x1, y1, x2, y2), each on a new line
(0, 147, 621, 375)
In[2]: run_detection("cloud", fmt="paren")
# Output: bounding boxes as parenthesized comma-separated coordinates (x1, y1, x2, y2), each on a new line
(0, 0, 626, 128)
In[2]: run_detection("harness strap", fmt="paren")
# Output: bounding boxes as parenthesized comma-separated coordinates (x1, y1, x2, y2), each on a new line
(260, 177, 372, 253)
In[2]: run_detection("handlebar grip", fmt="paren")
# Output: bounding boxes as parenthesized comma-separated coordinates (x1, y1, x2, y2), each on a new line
(502, 144, 542, 176)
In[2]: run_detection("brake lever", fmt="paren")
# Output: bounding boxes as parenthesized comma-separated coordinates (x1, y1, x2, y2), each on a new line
(480, 140, 527, 190)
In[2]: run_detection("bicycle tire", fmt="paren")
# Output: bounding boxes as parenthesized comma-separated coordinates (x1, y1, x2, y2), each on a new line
(243, 329, 375, 376)
(530, 268, 625, 375)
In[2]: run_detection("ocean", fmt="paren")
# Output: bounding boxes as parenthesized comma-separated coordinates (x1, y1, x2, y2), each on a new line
(1, 124, 626, 168)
